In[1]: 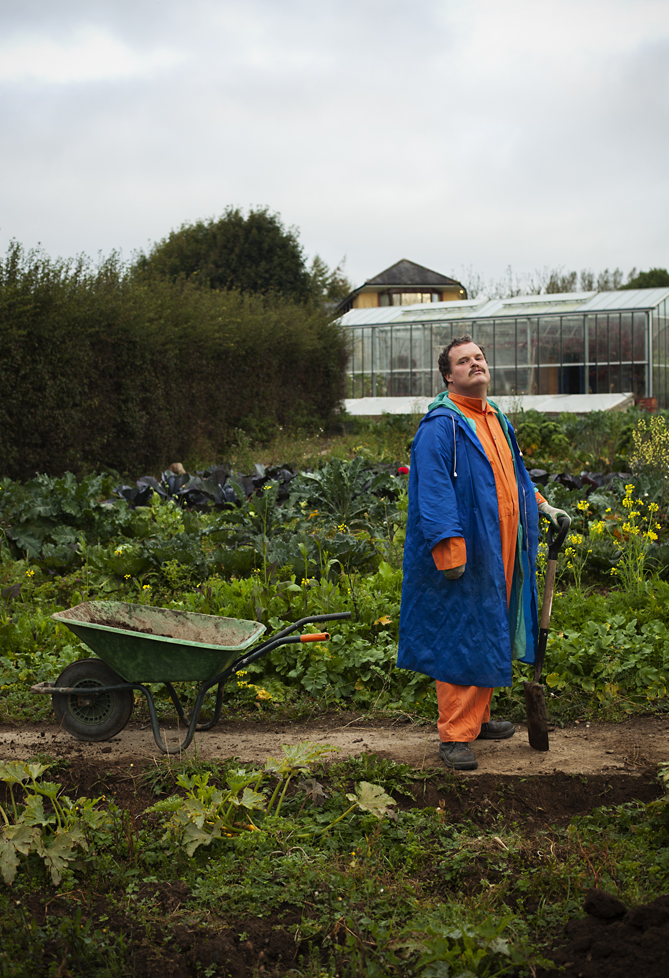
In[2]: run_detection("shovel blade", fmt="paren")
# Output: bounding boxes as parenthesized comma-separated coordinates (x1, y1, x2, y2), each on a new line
(523, 680, 549, 752)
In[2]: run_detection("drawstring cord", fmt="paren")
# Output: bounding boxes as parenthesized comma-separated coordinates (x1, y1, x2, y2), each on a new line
(452, 417, 457, 478)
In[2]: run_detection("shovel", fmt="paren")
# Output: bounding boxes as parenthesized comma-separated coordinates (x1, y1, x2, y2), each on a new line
(524, 515, 570, 751)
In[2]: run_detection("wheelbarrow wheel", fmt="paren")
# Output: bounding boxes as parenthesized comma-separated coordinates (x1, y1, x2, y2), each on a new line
(52, 658, 134, 742)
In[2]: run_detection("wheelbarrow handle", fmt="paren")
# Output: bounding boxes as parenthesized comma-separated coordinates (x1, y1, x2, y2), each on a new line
(261, 612, 352, 646)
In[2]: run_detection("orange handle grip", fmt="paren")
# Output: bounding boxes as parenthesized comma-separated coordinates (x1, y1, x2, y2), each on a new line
(300, 632, 329, 643)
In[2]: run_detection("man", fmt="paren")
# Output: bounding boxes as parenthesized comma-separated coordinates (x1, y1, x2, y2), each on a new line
(397, 335, 568, 770)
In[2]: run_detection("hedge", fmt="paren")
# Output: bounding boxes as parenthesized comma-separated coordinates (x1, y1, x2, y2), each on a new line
(0, 243, 348, 479)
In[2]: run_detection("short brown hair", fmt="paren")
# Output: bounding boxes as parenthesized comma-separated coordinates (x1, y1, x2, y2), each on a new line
(438, 334, 486, 384)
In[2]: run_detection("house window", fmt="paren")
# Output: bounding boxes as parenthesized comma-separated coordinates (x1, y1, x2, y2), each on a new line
(381, 291, 436, 306)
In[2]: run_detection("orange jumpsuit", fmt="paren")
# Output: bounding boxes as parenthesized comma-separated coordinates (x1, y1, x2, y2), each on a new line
(431, 393, 545, 742)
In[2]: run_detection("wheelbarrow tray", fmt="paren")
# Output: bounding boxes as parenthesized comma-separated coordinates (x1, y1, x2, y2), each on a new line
(51, 601, 266, 683)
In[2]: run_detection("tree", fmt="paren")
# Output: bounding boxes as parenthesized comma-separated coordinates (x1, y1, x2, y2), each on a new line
(621, 267, 669, 290)
(307, 254, 353, 305)
(134, 207, 313, 302)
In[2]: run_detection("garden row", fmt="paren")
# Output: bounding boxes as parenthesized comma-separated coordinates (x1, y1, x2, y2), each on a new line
(1, 435, 669, 723)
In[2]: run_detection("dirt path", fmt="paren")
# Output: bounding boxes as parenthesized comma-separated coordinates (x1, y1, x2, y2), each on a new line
(1, 715, 666, 775)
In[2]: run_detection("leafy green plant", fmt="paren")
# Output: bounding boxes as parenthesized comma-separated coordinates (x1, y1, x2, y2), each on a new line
(0, 760, 111, 884)
(148, 743, 340, 853)
(399, 914, 539, 977)
(147, 768, 266, 854)
(291, 456, 401, 528)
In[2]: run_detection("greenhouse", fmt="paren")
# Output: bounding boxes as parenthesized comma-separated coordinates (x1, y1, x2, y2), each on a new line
(341, 287, 669, 409)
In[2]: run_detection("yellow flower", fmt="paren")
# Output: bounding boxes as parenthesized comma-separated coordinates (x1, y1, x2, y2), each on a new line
(576, 501, 589, 511)
(143, 584, 151, 590)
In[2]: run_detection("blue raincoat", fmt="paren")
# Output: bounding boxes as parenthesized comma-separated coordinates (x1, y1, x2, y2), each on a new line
(397, 395, 539, 688)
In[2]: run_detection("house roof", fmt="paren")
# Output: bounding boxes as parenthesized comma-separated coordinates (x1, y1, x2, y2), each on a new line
(364, 258, 464, 288)
(336, 259, 467, 313)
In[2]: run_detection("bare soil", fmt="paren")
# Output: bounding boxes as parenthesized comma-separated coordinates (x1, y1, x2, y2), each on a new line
(1, 713, 667, 776)
(534, 889, 669, 978)
(2, 714, 667, 977)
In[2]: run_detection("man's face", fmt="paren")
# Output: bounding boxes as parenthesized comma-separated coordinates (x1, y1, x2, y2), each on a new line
(445, 342, 490, 397)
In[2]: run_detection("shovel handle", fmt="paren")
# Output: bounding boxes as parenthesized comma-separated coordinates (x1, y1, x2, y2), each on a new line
(535, 515, 570, 682)
(547, 514, 571, 561)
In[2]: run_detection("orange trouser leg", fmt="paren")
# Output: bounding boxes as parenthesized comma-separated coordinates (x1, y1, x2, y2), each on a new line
(436, 681, 493, 742)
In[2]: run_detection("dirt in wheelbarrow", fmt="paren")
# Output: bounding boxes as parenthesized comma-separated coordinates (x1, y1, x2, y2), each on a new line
(86, 615, 170, 637)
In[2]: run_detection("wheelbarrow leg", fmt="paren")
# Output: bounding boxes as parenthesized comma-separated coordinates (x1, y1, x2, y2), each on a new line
(195, 681, 225, 732)
(133, 685, 203, 755)
(164, 680, 225, 733)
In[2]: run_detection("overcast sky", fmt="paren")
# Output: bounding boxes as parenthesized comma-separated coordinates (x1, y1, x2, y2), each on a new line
(1, 0, 668, 291)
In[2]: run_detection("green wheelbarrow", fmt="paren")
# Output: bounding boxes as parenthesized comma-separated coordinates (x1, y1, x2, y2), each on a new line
(31, 601, 351, 754)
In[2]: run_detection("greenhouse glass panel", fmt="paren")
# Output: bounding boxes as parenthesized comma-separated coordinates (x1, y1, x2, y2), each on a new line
(560, 317, 585, 394)
(595, 315, 609, 362)
(375, 328, 391, 396)
(494, 319, 515, 367)
(608, 314, 621, 361)
(587, 316, 598, 367)
(591, 366, 610, 395)
(654, 301, 669, 407)
(539, 319, 560, 364)
(630, 364, 645, 398)
(632, 312, 646, 361)
(515, 367, 532, 395)
(389, 327, 413, 396)
(620, 313, 633, 364)
(562, 317, 584, 363)
(516, 318, 530, 369)
(414, 326, 434, 396)
(491, 368, 517, 395)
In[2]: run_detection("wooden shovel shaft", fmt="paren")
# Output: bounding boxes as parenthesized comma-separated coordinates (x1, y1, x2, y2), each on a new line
(526, 516, 569, 753)
(539, 558, 557, 632)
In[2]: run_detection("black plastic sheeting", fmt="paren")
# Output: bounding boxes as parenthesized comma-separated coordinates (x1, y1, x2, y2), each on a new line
(114, 464, 296, 510)
(528, 469, 631, 493)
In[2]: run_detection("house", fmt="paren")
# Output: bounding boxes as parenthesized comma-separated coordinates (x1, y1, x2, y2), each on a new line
(336, 259, 467, 314)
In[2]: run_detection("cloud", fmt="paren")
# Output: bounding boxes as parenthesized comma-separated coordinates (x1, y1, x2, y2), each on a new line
(0, 25, 184, 84)
(0, 0, 667, 284)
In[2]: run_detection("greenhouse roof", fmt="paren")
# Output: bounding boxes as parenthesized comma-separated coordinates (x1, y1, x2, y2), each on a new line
(339, 287, 669, 327)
